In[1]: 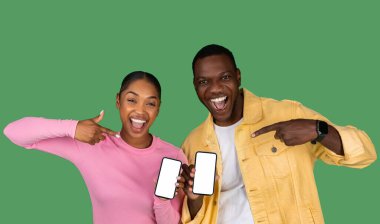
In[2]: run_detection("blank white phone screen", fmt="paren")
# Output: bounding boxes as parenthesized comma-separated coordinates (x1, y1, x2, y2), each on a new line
(155, 158, 182, 199)
(193, 152, 217, 195)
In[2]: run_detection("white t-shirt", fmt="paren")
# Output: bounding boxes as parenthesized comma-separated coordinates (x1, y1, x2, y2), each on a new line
(214, 119, 254, 224)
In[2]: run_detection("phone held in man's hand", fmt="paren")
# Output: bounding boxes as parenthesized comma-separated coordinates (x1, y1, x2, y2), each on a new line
(193, 151, 217, 195)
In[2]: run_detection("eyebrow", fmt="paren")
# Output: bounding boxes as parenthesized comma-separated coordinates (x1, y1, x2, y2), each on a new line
(195, 71, 231, 79)
(125, 91, 158, 99)
(125, 91, 138, 96)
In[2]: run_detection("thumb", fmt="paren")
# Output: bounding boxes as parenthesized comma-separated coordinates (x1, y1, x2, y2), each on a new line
(92, 110, 104, 123)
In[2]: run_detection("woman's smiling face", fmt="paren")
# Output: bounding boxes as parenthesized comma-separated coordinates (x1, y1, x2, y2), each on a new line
(117, 78, 160, 139)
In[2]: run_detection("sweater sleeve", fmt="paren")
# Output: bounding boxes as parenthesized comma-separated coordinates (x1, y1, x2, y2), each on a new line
(153, 194, 182, 224)
(153, 149, 188, 224)
(3, 117, 82, 163)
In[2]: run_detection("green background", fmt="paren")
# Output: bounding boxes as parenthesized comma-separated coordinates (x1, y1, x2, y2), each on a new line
(0, 1, 378, 223)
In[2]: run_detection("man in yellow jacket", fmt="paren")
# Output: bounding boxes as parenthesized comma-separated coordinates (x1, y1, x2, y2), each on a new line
(178, 44, 376, 224)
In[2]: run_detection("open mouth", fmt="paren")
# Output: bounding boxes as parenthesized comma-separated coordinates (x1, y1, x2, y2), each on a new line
(130, 118, 147, 130)
(210, 96, 228, 111)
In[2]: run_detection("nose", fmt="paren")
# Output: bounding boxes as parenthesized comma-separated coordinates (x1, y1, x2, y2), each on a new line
(134, 101, 145, 114)
(209, 80, 223, 95)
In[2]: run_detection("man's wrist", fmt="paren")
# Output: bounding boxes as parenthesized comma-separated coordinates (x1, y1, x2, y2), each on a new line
(187, 195, 204, 219)
(311, 120, 328, 144)
(188, 195, 204, 205)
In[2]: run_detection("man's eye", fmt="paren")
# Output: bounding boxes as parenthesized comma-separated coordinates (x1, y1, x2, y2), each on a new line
(127, 99, 136, 103)
(222, 75, 231, 80)
(199, 80, 208, 85)
(147, 102, 156, 107)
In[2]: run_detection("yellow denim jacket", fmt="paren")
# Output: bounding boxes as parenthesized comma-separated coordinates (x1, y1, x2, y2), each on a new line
(181, 89, 376, 224)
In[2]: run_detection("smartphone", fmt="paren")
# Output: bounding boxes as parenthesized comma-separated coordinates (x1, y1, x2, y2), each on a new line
(155, 157, 182, 199)
(192, 151, 217, 195)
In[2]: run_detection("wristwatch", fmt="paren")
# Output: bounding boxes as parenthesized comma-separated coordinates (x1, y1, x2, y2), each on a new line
(311, 120, 328, 144)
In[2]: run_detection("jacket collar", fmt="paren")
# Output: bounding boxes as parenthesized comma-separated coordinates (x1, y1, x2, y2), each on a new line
(241, 88, 263, 125)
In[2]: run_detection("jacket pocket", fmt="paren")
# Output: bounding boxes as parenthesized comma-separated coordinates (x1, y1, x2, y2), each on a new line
(254, 138, 291, 178)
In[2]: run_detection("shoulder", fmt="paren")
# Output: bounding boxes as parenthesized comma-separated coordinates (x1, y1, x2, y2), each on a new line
(182, 119, 208, 147)
(155, 136, 181, 151)
(154, 136, 188, 164)
(260, 96, 303, 119)
(185, 122, 206, 141)
(243, 88, 302, 117)
(260, 96, 301, 108)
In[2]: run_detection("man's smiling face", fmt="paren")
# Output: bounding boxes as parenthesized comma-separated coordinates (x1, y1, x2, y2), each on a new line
(193, 54, 243, 126)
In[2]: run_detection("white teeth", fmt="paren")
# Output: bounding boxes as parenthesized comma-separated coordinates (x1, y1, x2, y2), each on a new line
(131, 118, 146, 124)
(210, 96, 227, 102)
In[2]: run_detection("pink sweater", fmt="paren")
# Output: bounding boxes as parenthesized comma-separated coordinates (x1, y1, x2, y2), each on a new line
(4, 117, 187, 224)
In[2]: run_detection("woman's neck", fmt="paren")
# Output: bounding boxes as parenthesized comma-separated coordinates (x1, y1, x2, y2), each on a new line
(120, 130, 153, 149)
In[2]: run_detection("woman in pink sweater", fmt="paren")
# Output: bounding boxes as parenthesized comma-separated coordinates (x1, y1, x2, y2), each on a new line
(3, 71, 187, 224)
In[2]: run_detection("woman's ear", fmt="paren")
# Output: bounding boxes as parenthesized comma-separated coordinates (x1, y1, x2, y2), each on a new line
(157, 100, 161, 114)
(116, 93, 120, 109)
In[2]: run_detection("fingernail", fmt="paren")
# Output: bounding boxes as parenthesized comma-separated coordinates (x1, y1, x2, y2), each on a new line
(175, 183, 179, 186)
(100, 110, 104, 115)
(115, 134, 120, 138)
(177, 176, 181, 180)
(251, 133, 256, 138)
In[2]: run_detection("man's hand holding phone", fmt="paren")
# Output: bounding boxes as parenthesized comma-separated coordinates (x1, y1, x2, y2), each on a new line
(177, 152, 218, 219)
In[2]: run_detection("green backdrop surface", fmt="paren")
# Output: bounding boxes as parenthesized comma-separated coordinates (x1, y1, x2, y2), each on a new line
(0, 1, 378, 223)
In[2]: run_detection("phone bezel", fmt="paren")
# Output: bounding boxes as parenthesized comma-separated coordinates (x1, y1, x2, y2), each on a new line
(192, 151, 217, 196)
(154, 157, 182, 200)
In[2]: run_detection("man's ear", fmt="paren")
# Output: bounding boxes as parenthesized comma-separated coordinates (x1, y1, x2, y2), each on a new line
(116, 93, 120, 109)
(236, 68, 241, 87)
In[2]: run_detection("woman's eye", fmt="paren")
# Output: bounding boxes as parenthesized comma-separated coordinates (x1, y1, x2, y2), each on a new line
(127, 99, 136, 103)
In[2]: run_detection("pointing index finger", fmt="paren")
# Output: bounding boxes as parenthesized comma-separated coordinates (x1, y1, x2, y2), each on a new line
(252, 122, 283, 138)
(99, 126, 119, 138)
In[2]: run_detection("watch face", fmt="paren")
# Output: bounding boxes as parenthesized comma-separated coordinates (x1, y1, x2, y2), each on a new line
(319, 121, 329, 135)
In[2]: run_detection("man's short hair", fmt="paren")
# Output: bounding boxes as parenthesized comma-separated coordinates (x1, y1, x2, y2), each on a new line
(192, 44, 237, 73)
